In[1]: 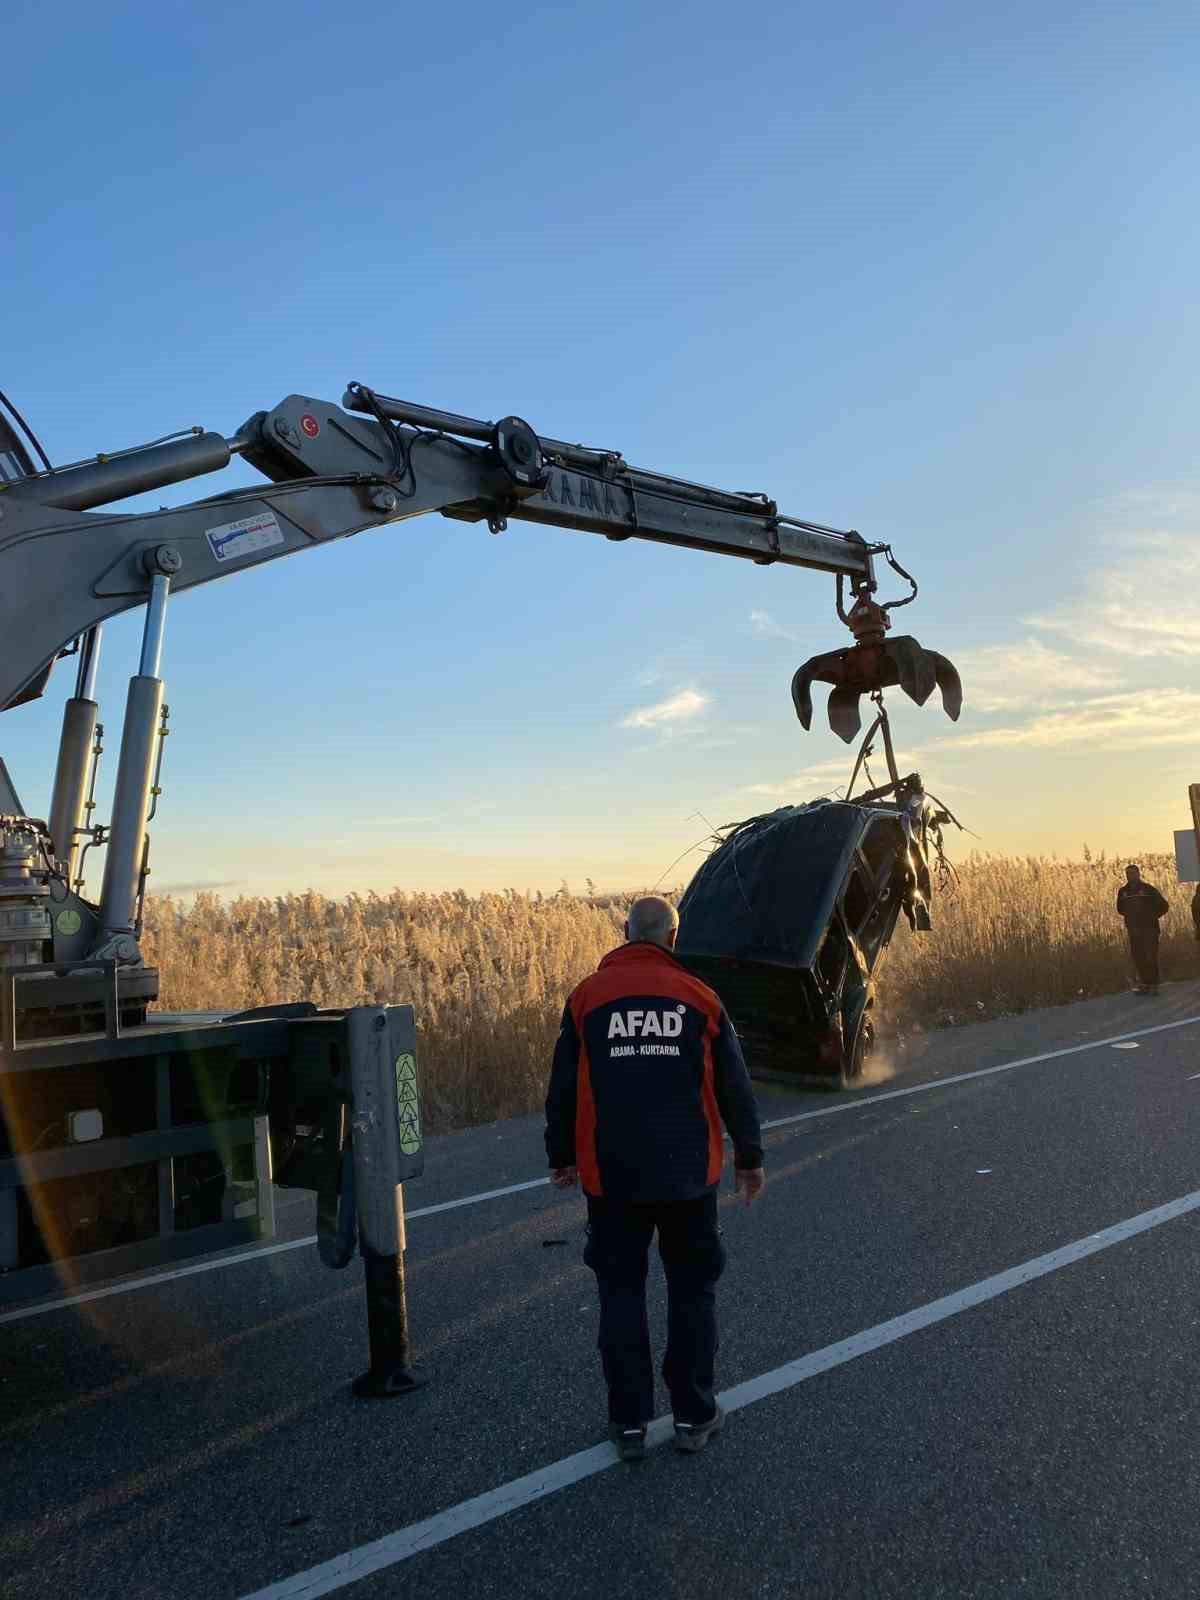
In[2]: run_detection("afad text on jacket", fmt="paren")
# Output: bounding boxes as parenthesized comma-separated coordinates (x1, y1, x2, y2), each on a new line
(545, 941, 764, 1204)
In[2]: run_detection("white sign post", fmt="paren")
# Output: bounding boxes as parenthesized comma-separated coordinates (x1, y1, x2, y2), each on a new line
(1174, 830, 1199, 883)
(1177, 784, 1200, 883)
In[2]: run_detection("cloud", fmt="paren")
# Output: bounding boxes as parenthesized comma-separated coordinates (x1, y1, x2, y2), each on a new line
(749, 609, 796, 642)
(926, 494, 1200, 754)
(937, 688, 1200, 751)
(1029, 520, 1200, 661)
(620, 688, 711, 730)
(635, 667, 668, 688)
(955, 638, 1123, 713)
(741, 756, 858, 799)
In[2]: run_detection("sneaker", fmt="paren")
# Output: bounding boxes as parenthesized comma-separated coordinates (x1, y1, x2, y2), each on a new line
(609, 1423, 647, 1462)
(673, 1403, 725, 1454)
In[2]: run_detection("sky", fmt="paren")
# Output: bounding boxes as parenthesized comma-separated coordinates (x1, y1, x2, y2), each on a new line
(3, 0, 1200, 898)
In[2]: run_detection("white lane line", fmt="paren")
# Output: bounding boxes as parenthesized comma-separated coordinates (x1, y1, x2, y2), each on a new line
(759, 1013, 1200, 1133)
(238, 1184, 1200, 1600)
(0, 1236, 317, 1326)
(8, 1013, 1198, 1328)
(0, 1178, 552, 1327)
(409, 1176, 549, 1217)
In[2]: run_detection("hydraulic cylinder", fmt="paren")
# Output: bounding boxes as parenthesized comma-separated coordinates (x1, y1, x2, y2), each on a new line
(48, 698, 98, 879)
(48, 627, 104, 878)
(95, 580, 168, 953)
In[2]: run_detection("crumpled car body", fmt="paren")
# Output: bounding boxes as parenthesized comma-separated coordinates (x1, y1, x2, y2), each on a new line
(675, 797, 934, 1087)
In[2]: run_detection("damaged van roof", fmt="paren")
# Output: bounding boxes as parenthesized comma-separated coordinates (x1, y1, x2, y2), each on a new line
(676, 800, 907, 973)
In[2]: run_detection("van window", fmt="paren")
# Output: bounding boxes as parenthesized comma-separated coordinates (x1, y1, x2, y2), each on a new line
(857, 890, 893, 963)
(843, 869, 871, 934)
(818, 921, 848, 994)
(860, 820, 900, 884)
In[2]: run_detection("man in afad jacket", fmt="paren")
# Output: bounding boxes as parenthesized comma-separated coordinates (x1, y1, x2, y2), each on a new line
(1117, 863, 1169, 995)
(545, 895, 764, 1462)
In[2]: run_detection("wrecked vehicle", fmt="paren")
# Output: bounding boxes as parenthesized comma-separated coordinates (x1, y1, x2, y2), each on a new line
(676, 778, 947, 1087)
(677, 556, 963, 1088)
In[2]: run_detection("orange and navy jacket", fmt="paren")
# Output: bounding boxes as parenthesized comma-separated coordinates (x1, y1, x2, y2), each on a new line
(544, 941, 763, 1203)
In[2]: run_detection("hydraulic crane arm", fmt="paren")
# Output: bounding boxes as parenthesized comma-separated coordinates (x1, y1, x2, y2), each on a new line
(0, 380, 956, 1355)
(0, 384, 877, 711)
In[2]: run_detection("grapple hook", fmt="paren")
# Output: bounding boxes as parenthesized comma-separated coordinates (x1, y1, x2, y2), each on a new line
(791, 566, 962, 741)
(791, 636, 962, 741)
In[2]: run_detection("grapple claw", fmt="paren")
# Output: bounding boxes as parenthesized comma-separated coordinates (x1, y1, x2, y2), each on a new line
(931, 652, 962, 721)
(885, 636, 937, 707)
(790, 663, 818, 731)
(792, 631, 962, 740)
(826, 686, 865, 743)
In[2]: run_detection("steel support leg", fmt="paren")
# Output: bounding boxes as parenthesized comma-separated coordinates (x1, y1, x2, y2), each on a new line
(347, 1006, 426, 1398)
(353, 1234, 423, 1398)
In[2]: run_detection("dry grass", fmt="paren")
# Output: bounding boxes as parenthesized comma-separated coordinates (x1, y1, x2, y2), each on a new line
(877, 851, 1194, 1033)
(142, 853, 1193, 1131)
(143, 888, 625, 1132)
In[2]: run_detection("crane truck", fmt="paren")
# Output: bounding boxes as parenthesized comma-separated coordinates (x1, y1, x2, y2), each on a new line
(0, 379, 960, 1389)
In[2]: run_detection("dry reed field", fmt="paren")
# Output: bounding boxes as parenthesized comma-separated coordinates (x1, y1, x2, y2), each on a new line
(143, 889, 625, 1132)
(142, 852, 1196, 1132)
(876, 850, 1197, 1032)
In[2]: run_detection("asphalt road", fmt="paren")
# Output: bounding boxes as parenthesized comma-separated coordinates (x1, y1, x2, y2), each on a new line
(5, 982, 1200, 1599)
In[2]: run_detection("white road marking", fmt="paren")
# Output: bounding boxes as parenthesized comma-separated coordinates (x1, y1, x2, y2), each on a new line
(409, 1177, 549, 1217)
(1188, 1072, 1200, 1081)
(0, 1178, 551, 1327)
(757, 1012, 1200, 1133)
(238, 1185, 1200, 1599)
(0, 1236, 316, 1326)
(6, 1013, 1198, 1328)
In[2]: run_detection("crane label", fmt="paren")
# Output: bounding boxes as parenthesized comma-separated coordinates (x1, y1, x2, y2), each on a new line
(206, 511, 285, 564)
(395, 1053, 421, 1155)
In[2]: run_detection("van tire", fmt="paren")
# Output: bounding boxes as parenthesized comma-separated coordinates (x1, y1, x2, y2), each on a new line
(846, 1015, 875, 1080)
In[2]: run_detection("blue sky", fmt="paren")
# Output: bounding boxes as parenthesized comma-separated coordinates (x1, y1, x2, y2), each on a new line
(4, 0, 1200, 895)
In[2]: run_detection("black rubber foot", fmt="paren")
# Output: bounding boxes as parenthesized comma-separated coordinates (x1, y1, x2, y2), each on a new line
(351, 1365, 427, 1399)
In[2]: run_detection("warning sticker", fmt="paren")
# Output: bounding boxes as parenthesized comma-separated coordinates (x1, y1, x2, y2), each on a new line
(206, 512, 285, 564)
(395, 1053, 422, 1155)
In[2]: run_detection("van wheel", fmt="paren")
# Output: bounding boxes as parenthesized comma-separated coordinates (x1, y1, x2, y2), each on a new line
(847, 1016, 875, 1081)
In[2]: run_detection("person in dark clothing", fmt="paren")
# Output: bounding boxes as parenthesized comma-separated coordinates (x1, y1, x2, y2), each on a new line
(544, 894, 763, 1461)
(1117, 864, 1169, 994)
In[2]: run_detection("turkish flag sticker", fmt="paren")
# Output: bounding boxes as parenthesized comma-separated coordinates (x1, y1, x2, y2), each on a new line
(300, 413, 321, 439)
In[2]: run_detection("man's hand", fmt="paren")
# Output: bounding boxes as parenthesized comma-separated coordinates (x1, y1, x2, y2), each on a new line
(551, 1166, 578, 1190)
(735, 1166, 765, 1208)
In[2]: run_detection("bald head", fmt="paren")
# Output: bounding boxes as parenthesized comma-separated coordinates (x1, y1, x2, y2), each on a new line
(625, 895, 679, 949)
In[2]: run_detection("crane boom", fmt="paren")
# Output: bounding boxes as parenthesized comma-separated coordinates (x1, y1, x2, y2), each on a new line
(0, 385, 875, 712)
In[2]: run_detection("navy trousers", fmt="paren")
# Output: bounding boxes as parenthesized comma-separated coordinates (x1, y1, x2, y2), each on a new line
(583, 1191, 726, 1426)
(1128, 927, 1160, 988)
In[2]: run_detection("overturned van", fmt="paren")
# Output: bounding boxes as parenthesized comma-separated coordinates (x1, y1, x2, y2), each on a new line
(676, 788, 938, 1087)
